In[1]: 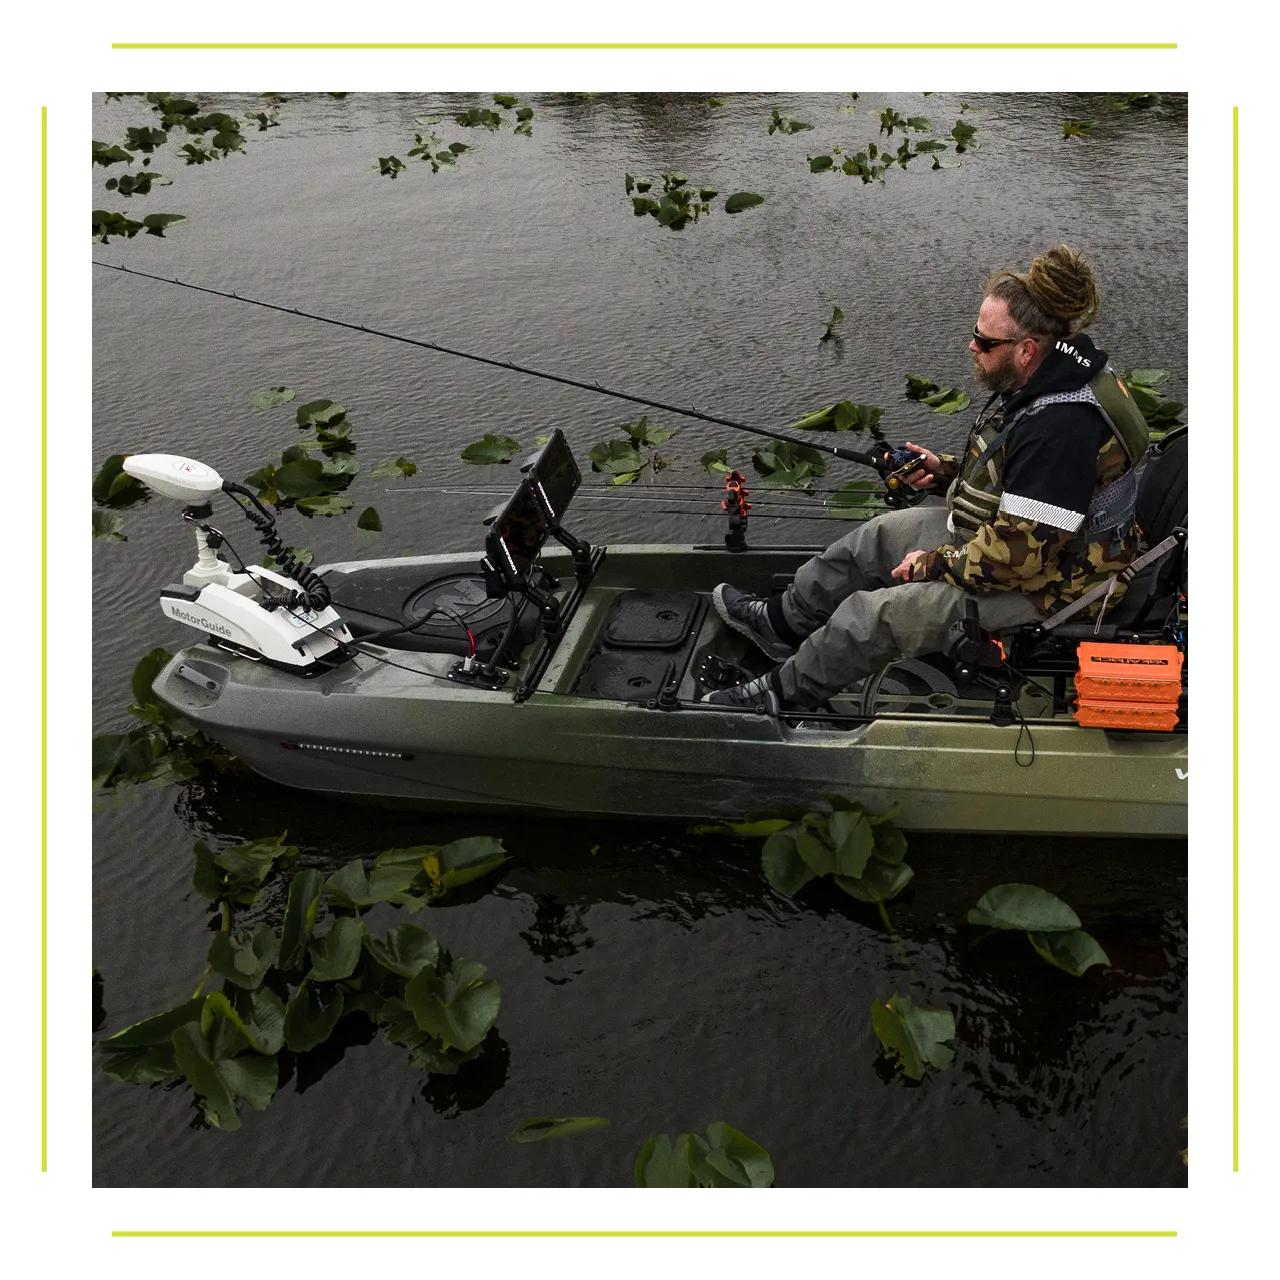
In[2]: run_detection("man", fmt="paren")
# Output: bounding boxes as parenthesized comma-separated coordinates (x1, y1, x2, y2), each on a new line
(703, 245, 1150, 713)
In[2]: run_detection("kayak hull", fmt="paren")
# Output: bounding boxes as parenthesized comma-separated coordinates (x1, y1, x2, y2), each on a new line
(152, 545, 1188, 837)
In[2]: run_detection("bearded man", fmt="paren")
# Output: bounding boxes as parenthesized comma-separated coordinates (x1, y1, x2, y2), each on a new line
(703, 244, 1150, 713)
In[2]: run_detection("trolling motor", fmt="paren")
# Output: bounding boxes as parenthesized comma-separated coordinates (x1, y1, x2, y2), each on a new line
(122, 454, 353, 672)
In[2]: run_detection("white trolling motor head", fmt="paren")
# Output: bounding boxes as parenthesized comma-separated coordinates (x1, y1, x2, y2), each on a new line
(122, 453, 225, 505)
(122, 452, 353, 672)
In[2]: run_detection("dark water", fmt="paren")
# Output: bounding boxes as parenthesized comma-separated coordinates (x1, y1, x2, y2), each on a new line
(92, 90, 1187, 1186)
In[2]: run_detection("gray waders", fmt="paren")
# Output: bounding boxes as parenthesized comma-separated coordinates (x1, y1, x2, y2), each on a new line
(776, 502, 1043, 707)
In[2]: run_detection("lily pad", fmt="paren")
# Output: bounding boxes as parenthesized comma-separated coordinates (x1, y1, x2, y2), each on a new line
(277, 868, 323, 970)
(422, 835, 508, 898)
(404, 955, 501, 1053)
(295, 494, 354, 517)
(700, 448, 731, 475)
(1027, 928, 1110, 976)
(870, 992, 956, 1080)
(461, 434, 521, 464)
(364, 922, 441, 978)
(761, 829, 816, 896)
(356, 506, 383, 532)
(92, 454, 149, 507)
(724, 191, 765, 213)
(324, 857, 427, 911)
(93, 510, 127, 541)
(510, 1116, 611, 1144)
(635, 1123, 774, 1187)
(252, 386, 296, 409)
(589, 439, 646, 475)
(207, 924, 279, 991)
(623, 416, 678, 446)
(371, 457, 418, 478)
(283, 979, 346, 1053)
(307, 917, 367, 982)
(171, 1022, 277, 1131)
(967, 883, 1082, 932)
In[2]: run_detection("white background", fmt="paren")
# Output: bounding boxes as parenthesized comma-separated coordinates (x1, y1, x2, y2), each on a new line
(4, 2, 1267, 1275)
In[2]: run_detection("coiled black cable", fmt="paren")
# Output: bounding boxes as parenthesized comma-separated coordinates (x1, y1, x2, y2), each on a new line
(221, 481, 332, 612)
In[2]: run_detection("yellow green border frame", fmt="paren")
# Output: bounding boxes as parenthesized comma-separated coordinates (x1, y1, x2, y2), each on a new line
(115, 1231, 1176, 1239)
(78, 66, 1196, 1227)
(112, 42, 1176, 50)
(1233, 104, 1240, 1173)
(41, 102, 49, 1175)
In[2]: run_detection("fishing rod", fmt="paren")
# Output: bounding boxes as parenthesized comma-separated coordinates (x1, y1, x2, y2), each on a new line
(389, 485, 853, 512)
(93, 261, 920, 483)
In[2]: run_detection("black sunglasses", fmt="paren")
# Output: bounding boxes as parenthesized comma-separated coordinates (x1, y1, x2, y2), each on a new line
(971, 324, 1028, 354)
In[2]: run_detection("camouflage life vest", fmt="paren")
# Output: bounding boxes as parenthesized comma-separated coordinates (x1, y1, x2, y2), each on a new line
(945, 363, 1150, 541)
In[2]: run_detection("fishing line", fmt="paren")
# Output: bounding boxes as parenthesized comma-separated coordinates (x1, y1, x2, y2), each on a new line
(93, 260, 881, 468)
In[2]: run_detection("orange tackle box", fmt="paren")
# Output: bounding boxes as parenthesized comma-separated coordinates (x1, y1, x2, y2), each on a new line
(1072, 642, 1184, 732)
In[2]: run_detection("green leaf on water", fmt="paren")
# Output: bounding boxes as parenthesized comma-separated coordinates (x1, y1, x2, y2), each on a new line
(623, 415, 678, 446)
(357, 506, 383, 532)
(277, 868, 324, 971)
(295, 399, 346, 428)
(635, 1123, 774, 1187)
(967, 883, 1082, 932)
(92, 453, 149, 507)
(871, 993, 956, 1080)
(140, 213, 186, 237)
(461, 434, 521, 464)
(404, 955, 501, 1053)
(510, 1116, 611, 1144)
(324, 858, 427, 911)
(93, 509, 127, 541)
(700, 448, 731, 475)
(904, 373, 940, 401)
(307, 917, 367, 982)
(364, 922, 441, 979)
(724, 191, 765, 213)
(92, 140, 135, 166)
(378, 155, 406, 178)
(921, 387, 971, 414)
(283, 979, 346, 1053)
(1027, 928, 1110, 977)
(1062, 118, 1095, 139)
(808, 153, 835, 172)
(690, 817, 793, 838)
(371, 457, 418, 478)
(950, 119, 978, 152)
(493, 93, 518, 109)
(273, 458, 330, 498)
(706, 98, 723, 108)
(455, 107, 503, 130)
(421, 835, 508, 899)
(821, 305, 845, 341)
(207, 924, 279, 991)
(769, 109, 813, 135)
(589, 439, 646, 475)
(252, 385, 296, 409)
(761, 829, 816, 896)
(171, 1022, 277, 1131)
(295, 494, 354, 517)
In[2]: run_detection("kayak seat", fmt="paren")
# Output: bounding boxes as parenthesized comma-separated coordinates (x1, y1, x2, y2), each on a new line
(324, 565, 539, 658)
(1005, 426, 1188, 651)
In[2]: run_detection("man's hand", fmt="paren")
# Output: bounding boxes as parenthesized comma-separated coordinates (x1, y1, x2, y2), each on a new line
(891, 549, 928, 582)
(901, 441, 943, 489)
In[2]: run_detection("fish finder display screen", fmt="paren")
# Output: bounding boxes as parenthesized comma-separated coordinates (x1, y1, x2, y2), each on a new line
(487, 482, 548, 578)
(527, 430, 580, 521)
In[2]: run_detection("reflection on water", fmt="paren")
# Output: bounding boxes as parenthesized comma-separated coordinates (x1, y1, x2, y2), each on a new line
(93, 90, 1186, 1188)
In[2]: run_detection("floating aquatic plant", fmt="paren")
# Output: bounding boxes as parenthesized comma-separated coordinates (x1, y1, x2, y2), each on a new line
(101, 839, 507, 1129)
(510, 1116, 611, 1144)
(904, 374, 970, 414)
(460, 434, 522, 464)
(634, 1122, 774, 1187)
(820, 305, 845, 342)
(871, 993, 956, 1080)
(966, 882, 1110, 977)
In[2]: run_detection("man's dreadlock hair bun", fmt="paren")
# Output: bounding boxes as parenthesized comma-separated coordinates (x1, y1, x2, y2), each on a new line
(985, 244, 1100, 339)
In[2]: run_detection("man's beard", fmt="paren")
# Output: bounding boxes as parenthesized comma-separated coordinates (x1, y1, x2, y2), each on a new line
(973, 352, 1018, 393)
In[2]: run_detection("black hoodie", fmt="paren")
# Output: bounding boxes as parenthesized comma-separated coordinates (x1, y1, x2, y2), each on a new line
(997, 331, 1111, 532)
